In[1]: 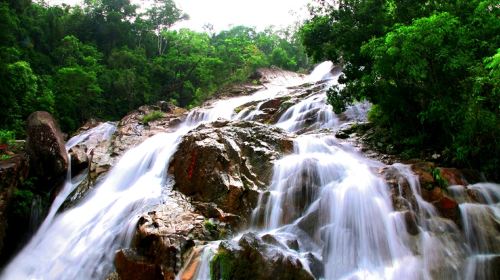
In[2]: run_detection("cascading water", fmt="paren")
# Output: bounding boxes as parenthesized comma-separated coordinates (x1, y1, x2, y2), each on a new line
(193, 61, 499, 279)
(450, 183, 500, 279)
(254, 136, 421, 279)
(2, 61, 498, 280)
(1, 67, 308, 280)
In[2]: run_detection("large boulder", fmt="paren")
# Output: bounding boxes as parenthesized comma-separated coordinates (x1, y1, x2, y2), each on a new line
(26, 111, 68, 187)
(169, 120, 293, 218)
(115, 190, 229, 280)
(210, 232, 314, 280)
(410, 162, 461, 223)
(380, 162, 465, 225)
(114, 249, 165, 280)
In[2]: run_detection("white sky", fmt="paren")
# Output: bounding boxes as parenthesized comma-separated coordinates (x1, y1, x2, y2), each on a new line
(45, 0, 311, 32)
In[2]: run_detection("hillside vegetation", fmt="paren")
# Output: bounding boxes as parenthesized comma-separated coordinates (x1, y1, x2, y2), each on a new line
(300, 0, 499, 179)
(0, 0, 309, 134)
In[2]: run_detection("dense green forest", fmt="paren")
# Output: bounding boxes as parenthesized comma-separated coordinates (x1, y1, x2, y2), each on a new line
(301, 0, 499, 179)
(1, 0, 499, 179)
(0, 0, 309, 134)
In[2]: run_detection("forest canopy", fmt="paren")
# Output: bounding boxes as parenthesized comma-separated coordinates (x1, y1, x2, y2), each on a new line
(300, 0, 499, 179)
(0, 0, 309, 134)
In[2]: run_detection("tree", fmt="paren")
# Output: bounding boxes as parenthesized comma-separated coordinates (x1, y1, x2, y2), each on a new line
(143, 0, 186, 55)
(52, 36, 103, 131)
(302, 0, 500, 178)
(53, 66, 102, 131)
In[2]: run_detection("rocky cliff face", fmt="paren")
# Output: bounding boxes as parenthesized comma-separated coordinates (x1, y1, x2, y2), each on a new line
(112, 120, 295, 279)
(26, 111, 68, 188)
(0, 111, 71, 265)
(14, 68, 496, 280)
(0, 154, 29, 258)
(170, 120, 293, 218)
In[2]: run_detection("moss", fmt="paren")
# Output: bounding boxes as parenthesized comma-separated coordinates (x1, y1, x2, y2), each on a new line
(0, 154, 12, 161)
(10, 189, 34, 218)
(432, 168, 449, 189)
(234, 106, 244, 113)
(218, 228, 228, 239)
(210, 250, 235, 280)
(204, 219, 217, 232)
(0, 130, 15, 145)
(279, 100, 294, 111)
(141, 111, 165, 124)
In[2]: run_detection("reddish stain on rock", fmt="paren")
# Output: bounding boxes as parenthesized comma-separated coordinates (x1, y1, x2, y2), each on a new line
(187, 150, 197, 179)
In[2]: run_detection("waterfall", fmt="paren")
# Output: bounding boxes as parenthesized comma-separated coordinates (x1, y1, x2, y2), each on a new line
(1, 68, 308, 280)
(3, 62, 499, 280)
(456, 184, 500, 279)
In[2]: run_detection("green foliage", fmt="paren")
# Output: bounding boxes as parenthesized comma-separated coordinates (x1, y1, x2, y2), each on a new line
(203, 219, 217, 232)
(0, 154, 12, 161)
(10, 189, 34, 218)
(303, 0, 500, 179)
(141, 111, 164, 124)
(0, 130, 15, 145)
(0, 0, 310, 138)
(432, 168, 449, 189)
(210, 250, 235, 280)
(54, 65, 103, 131)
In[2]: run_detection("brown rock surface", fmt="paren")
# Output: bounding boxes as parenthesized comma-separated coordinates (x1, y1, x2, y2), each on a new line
(436, 167, 468, 186)
(0, 154, 29, 256)
(211, 232, 314, 280)
(26, 111, 68, 186)
(111, 103, 187, 159)
(117, 190, 229, 280)
(169, 120, 293, 217)
(115, 249, 165, 280)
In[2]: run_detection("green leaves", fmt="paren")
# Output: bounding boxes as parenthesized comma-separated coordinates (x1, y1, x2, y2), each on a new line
(304, 0, 500, 179)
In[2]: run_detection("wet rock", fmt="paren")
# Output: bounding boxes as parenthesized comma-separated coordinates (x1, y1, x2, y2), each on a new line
(156, 101, 176, 113)
(410, 162, 436, 190)
(420, 187, 460, 223)
(191, 202, 241, 229)
(285, 239, 300, 251)
(112, 104, 187, 158)
(278, 157, 323, 225)
(380, 166, 418, 212)
(297, 205, 320, 238)
(436, 167, 468, 186)
(176, 245, 205, 280)
(335, 129, 350, 139)
(68, 145, 88, 173)
(133, 217, 195, 278)
(223, 84, 264, 96)
(67, 122, 117, 177)
(115, 249, 164, 280)
(211, 232, 314, 280)
(170, 120, 293, 218)
(260, 98, 284, 111)
(26, 111, 68, 187)
(122, 190, 231, 279)
(74, 119, 102, 133)
(403, 211, 419, 235)
(261, 234, 287, 250)
(0, 154, 29, 256)
(305, 252, 324, 279)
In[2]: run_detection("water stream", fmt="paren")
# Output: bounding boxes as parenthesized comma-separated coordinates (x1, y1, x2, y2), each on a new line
(2, 62, 499, 279)
(0, 65, 311, 280)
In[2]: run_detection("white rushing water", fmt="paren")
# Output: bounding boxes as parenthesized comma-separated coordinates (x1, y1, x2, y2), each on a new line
(3, 62, 499, 280)
(0, 65, 312, 280)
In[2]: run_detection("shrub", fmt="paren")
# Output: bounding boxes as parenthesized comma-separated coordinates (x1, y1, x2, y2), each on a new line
(141, 111, 164, 124)
(0, 130, 15, 145)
